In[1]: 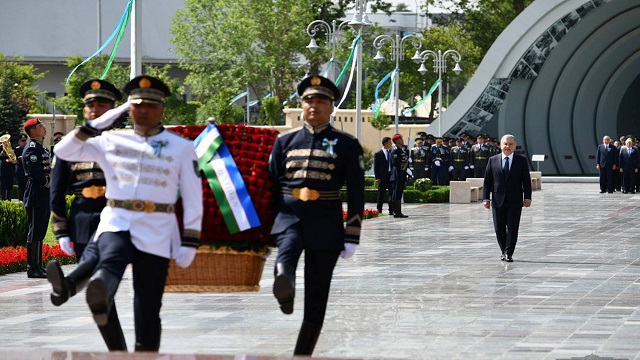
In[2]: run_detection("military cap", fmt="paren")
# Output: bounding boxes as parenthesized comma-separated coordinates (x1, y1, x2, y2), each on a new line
(456, 137, 464, 142)
(391, 133, 403, 141)
(476, 133, 485, 139)
(297, 75, 340, 101)
(414, 137, 422, 142)
(53, 131, 64, 137)
(123, 75, 171, 104)
(435, 137, 443, 142)
(23, 118, 42, 131)
(426, 134, 435, 139)
(18, 135, 27, 141)
(79, 79, 122, 104)
(417, 131, 427, 137)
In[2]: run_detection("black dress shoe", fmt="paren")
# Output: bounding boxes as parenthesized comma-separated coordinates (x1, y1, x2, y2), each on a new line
(599, 191, 605, 193)
(388, 211, 395, 215)
(500, 254, 506, 261)
(608, 191, 613, 194)
(47, 261, 70, 306)
(393, 213, 409, 218)
(273, 274, 294, 315)
(27, 267, 47, 279)
(506, 256, 513, 262)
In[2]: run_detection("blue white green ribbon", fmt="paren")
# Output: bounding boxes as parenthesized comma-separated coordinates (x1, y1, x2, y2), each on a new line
(193, 123, 261, 234)
(402, 79, 442, 115)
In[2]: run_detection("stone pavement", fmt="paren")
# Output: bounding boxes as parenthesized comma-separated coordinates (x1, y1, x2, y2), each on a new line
(0, 182, 639, 359)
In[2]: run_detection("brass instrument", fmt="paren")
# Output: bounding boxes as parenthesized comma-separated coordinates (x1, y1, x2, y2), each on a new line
(0, 134, 17, 163)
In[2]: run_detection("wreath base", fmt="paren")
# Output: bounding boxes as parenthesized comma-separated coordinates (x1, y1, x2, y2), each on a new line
(165, 247, 267, 293)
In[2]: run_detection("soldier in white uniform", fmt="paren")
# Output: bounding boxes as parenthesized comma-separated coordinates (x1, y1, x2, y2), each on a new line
(53, 75, 203, 352)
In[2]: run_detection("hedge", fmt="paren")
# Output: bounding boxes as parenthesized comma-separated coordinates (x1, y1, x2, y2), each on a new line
(341, 185, 450, 203)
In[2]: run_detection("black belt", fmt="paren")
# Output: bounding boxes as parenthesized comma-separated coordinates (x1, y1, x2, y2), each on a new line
(281, 187, 340, 201)
(106, 199, 175, 213)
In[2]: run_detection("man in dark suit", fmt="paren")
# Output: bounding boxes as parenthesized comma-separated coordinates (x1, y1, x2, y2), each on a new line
(389, 133, 409, 218)
(618, 137, 639, 193)
(483, 134, 532, 262)
(596, 135, 618, 193)
(373, 136, 394, 215)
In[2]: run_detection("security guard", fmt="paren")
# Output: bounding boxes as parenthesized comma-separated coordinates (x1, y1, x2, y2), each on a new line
(390, 133, 410, 217)
(269, 75, 365, 356)
(53, 75, 203, 352)
(430, 137, 450, 185)
(47, 79, 126, 351)
(410, 137, 429, 180)
(23, 118, 51, 278)
(470, 134, 492, 177)
(450, 138, 470, 181)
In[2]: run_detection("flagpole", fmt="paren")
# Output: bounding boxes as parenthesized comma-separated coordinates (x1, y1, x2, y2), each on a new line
(130, 0, 142, 79)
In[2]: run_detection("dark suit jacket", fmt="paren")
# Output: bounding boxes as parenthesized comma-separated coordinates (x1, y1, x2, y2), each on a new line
(483, 153, 532, 208)
(596, 144, 618, 168)
(618, 146, 639, 171)
(373, 148, 391, 181)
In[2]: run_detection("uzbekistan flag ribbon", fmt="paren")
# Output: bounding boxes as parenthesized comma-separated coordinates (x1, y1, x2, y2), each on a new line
(193, 123, 261, 234)
(402, 78, 442, 115)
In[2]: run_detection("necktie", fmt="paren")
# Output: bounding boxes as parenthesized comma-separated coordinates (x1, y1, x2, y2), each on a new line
(503, 156, 510, 178)
(386, 150, 391, 171)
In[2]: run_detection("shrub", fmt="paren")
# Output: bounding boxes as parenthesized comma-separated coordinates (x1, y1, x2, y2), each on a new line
(0, 201, 28, 247)
(414, 178, 433, 192)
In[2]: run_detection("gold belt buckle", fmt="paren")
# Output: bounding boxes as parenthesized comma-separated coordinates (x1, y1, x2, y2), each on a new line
(292, 187, 320, 202)
(81, 185, 106, 199)
(129, 200, 156, 212)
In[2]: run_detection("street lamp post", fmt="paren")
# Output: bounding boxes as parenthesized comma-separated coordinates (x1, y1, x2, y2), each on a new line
(417, 49, 462, 137)
(346, 0, 371, 140)
(373, 34, 423, 134)
(305, 19, 352, 127)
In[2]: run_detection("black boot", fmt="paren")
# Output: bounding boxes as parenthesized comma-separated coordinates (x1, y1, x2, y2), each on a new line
(98, 305, 128, 351)
(86, 269, 120, 326)
(36, 241, 47, 273)
(135, 343, 160, 352)
(393, 200, 408, 218)
(27, 242, 46, 278)
(273, 263, 295, 315)
(47, 260, 95, 306)
(293, 321, 323, 356)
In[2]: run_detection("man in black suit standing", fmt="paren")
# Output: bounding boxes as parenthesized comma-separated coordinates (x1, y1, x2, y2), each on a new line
(618, 137, 639, 194)
(374, 137, 394, 215)
(595, 135, 618, 194)
(483, 134, 532, 262)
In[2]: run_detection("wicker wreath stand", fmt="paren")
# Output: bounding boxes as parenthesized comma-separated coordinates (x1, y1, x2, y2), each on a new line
(165, 247, 267, 292)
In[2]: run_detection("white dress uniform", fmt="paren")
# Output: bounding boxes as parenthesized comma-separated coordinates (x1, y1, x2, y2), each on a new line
(53, 127, 203, 257)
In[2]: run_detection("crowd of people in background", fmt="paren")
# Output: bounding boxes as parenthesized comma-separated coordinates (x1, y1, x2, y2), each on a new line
(596, 134, 640, 194)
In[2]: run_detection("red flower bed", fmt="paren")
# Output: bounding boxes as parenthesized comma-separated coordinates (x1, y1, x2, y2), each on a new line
(0, 244, 76, 275)
(343, 209, 380, 221)
(170, 124, 280, 252)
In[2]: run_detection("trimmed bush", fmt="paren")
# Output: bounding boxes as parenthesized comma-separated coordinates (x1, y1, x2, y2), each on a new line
(0, 201, 28, 247)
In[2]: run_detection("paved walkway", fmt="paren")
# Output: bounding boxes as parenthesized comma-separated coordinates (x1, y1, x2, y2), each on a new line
(1, 183, 639, 359)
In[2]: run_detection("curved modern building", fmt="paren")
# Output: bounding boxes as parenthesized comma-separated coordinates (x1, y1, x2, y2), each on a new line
(437, 0, 639, 175)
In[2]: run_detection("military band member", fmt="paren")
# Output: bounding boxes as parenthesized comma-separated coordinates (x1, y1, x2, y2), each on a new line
(47, 79, 127, 351)
(0, 135, 16, 200)
(15, 135, 27, 201)
(269, 75, 365, 356)
(430, 137, 449, 185)
(53, 75, 203, 352)
(22, 118, 51, 278)
(410, 138, 429, 180)
(390, 133, 410, 217)
(470, 134, 491, 178)
(450, 138, 470, 181)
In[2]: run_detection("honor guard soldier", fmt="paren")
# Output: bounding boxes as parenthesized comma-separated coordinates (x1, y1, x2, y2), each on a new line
(47, 79, 127, 351)
(53, 75, 203, 352)
(390, 133, 410, 217)
(410, 137, 429, 180)
(470, 134, 491, 177)
(430, 137, 450, 185)
(269, 75, 365, 356)
(23, 118, 51, 278)
(450, 138, 470, 181)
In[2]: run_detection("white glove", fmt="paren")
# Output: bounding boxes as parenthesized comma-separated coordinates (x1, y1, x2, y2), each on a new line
(470, 165, 475, 169)
(448, 166, 454, 172)
(434, 160, 441, 167)
(174, 246, 197, 268)
(340, 243, 357, 259)
(58, 236, 75, 256)
(87, 101, 130, 130)
(408, 158, 413, 163)
(464, 166, 469, 170)
(406, 168, 413, 176)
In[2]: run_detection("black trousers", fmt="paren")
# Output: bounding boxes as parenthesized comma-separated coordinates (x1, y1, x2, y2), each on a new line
(275, 224, 339, 325)
(391, 178, 406, 201)
(599, 167, 615, 192)
(376, 179, 393, 212)
(491, 204, 523, 257)
(622, 169, 636, 192)
(26, 205, 50, 243)
(96, 231, 169, 349)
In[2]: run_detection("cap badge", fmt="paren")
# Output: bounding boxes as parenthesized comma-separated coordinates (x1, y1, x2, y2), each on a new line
(310, 76, 321, 86)
(90, 80, 101, 90)
(139, 77, 151, 89)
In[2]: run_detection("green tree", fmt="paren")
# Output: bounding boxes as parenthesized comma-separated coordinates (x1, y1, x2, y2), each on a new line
(260, 96, 283, 126)
(0, 54, 45, 143)
(146, 65, 201, 125)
